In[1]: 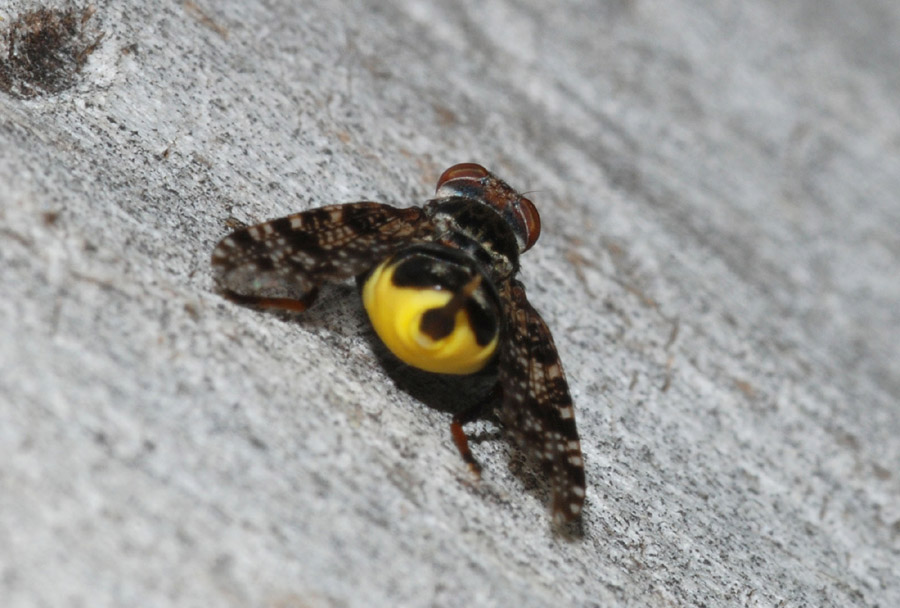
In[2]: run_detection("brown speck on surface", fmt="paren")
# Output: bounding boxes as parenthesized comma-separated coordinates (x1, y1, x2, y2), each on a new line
(734, 378, 756, 398)
(0, 5, 103, 99)
(41, 210, 60, 226)
(871, 463, 891, 481)
(661, 356, 674, 392)
(183, 1, 228, 39)
(433, 103, 457, 127)
(665, 317, 680, 350)
(224, 216, 247, 230)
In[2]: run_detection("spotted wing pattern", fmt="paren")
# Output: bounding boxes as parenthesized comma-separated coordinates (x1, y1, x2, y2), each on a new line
(497, 279, 585, 523)
(211, 203, 430, 309)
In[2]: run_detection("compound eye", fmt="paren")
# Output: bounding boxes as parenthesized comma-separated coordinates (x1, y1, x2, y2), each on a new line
(436, 163, 490, 191)
(517, 196, 542, 251)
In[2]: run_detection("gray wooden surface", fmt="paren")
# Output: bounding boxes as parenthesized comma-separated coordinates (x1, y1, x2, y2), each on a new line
(2, 0, 898, 606)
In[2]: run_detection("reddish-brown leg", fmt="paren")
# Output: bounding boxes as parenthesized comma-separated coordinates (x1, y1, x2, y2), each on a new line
(450, 383, 501, 477)
(222, 287, 320, 313)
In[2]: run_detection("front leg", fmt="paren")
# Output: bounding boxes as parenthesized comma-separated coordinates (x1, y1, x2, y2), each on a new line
(219, 286, 320, 313)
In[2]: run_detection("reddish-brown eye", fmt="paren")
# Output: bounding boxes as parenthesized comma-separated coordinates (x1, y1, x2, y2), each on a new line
(517, 196, 541, 251)
(436, 163, 490, 191)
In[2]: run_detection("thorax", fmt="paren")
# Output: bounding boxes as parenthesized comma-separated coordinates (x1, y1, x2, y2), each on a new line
(423, 197, 520, 283)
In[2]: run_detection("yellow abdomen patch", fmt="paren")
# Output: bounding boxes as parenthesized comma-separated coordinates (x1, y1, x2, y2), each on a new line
(362, 260, 498, 375)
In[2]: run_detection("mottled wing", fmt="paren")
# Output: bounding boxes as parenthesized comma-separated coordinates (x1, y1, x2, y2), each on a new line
(212, 203, 430, 308)
(498, 279, 585, 523)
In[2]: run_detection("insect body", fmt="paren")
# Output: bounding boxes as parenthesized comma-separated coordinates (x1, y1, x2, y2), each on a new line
(211, 164, 585, 523)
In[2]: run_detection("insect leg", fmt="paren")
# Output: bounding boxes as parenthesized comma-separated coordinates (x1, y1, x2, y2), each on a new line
(450, 382, 501, 477)
(220, 287, 320, 312)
